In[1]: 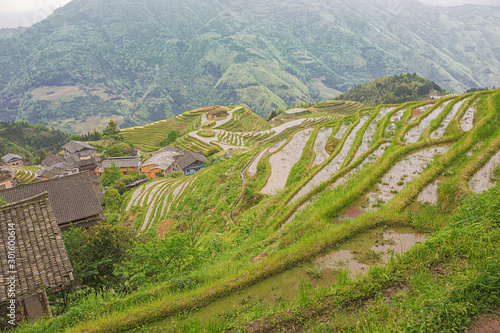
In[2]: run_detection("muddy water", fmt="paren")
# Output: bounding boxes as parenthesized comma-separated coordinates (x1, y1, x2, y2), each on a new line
(248, 141, 286, 177)
(313, 127, 334, 165)
(410, 104, 432, 121)
(261, 129, 313, 195)
(431, 99, 466, 139)
(405, 101, 450, 144)
(139, 227, 425, 332)
(461, 106, 477, 132)
(365, 145, 451, 210)
(291, 116, 370, 202)
(469, 150, 500, 193)
(352, 107, 394, 163)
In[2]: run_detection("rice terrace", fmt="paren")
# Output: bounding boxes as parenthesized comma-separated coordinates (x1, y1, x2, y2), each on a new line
(15, 88, 500, 333)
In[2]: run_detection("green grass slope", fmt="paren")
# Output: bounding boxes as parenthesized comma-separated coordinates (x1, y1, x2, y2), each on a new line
(15, 90, 500, 333)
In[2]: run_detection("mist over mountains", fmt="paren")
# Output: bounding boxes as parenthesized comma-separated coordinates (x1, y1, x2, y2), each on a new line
(0, 0, 499, 131)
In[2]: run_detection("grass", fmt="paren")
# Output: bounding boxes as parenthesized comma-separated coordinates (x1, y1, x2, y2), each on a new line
(17, 90, 500, 333)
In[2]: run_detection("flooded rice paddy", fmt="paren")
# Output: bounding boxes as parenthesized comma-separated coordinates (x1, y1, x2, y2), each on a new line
(313, 127, 334, 165)
(405, 101, 450, 143)
(469, 150, 500, 193)
(261, 129, 313, 195)
(139, 227, 425, 332)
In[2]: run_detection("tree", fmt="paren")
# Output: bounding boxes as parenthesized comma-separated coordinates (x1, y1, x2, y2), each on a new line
(63, 222, 134, 294)
(100, 162, 121, 186)
(155, 170, 164, 178)
(103, 119, 119, 136)
(103, 187, 121, 210)
(159, 130, 179, 146)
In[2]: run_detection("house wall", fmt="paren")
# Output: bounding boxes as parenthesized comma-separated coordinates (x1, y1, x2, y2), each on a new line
(6, 160, 23, 166)
(140, 164, 158, 178)
(182, 161, 205, 175)
(0, 179, 13, 190)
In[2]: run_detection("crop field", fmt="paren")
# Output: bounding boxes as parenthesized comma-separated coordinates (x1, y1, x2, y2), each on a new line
(11, 166, 40, 183)
(24, 91, 500, 333)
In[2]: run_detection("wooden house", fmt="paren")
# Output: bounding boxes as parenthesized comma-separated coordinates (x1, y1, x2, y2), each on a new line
(142, 150, 182, 178)
(62, 141, 97, 159)
(0, 193, 74, 323)
(169, 151, 209, 176)
(0, 173, 104, 231)
(99, 156, 141, 176)
(1, 154, 23, 166)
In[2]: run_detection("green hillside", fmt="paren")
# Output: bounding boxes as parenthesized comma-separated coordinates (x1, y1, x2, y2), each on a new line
(1, 0, 499, 130)
(0, 121, 69, 163)
(15, 89, 500, 332)
(336, 73, 448, 106)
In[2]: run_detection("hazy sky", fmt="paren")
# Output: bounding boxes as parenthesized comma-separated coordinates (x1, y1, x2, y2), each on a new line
(0, 0, 499, 29)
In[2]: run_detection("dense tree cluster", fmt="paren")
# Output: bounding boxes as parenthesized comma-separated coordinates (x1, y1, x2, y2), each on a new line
(336, 73, 447, 106)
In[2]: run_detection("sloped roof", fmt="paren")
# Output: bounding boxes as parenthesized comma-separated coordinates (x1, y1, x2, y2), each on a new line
(0, 173, 103, 226)
(156, 146, 182, 154)
(0, 166, 15, 182)
(1, 154, 22, 163)
(143, 151, 181, 170)
(175, 151, 209, 170)
(101, 156, 141, 169)
(0, 193, 73, 302)
(36, 162, 76, 179)
(62, 141, 95, 153)
(42, 155, 66, 167)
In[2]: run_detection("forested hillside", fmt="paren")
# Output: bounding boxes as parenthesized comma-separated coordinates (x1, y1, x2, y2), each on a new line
(0, 0, 499, 131)
(0, 121, 69, 163)
(336, 73, 447, 106)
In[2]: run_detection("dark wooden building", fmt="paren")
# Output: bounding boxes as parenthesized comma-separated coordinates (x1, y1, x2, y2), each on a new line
(0, 173, 104, 231)
(0, 193, 74, 323)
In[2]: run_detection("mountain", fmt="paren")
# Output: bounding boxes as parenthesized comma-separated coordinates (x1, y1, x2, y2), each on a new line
(0, 0, 499, 131)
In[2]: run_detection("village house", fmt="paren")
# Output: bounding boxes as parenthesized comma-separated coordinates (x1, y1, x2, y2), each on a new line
(0, 193, 74, 322)
(0, 173, 104, 231)
(1, 154, 23, 166)
(35, 162, 79, 181)
(99, 156, 141, 176)
(142, 149, 183, 178)
(62, 140, 98, 159)
(169, 151, 210, 176)
(40, 152, 101, 180)
(0, 166, 17, 190)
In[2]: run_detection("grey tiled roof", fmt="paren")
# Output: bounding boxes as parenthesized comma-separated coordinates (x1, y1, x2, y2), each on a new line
(101, 156, 141, 169)
(42, 155, 66, 167)
(0, 193, 73, 302)
(0, 173, 103, 226)
(175, 151, 209, 170)
(1, 154, 22, 163)
(62, 141, 95, 153)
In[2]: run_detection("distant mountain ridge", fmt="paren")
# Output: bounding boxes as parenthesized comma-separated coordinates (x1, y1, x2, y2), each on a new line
(0, 0, 499, 131)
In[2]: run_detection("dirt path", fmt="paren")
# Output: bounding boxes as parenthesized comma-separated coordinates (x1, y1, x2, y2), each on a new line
(468, 311, 500, 333)
(261, 129, 314, 195)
